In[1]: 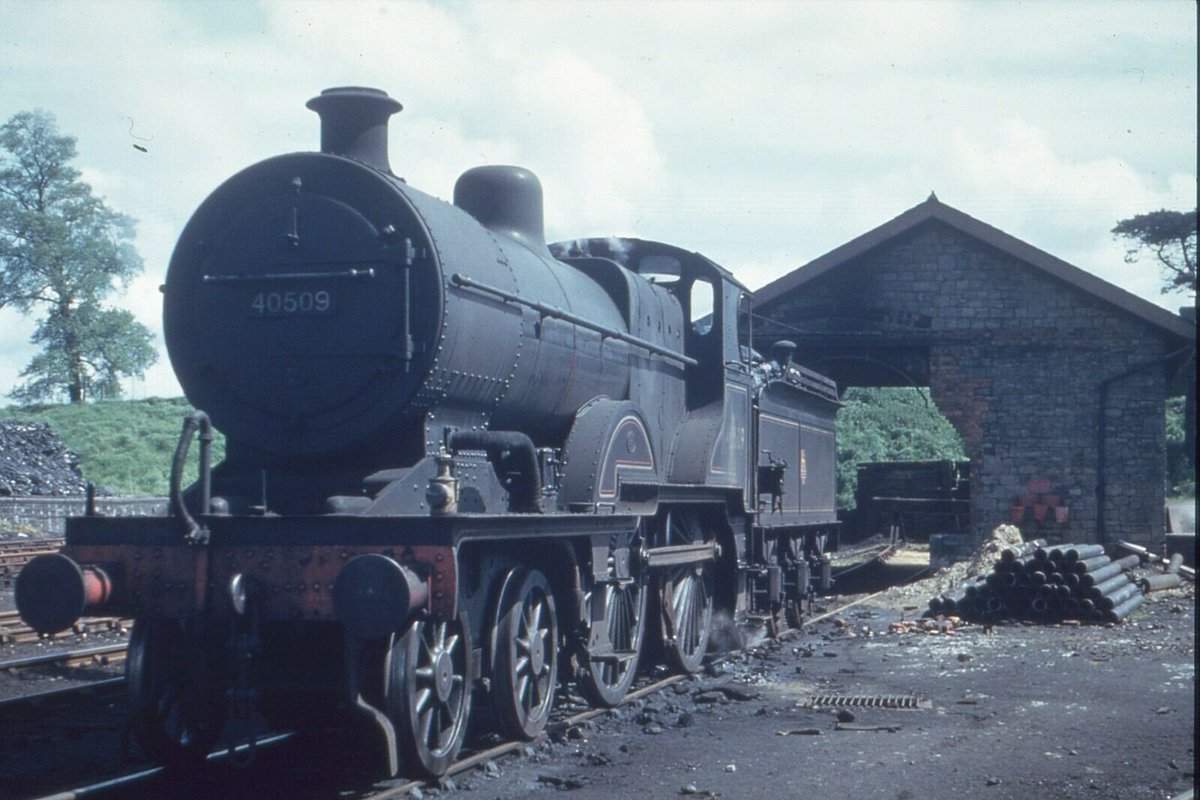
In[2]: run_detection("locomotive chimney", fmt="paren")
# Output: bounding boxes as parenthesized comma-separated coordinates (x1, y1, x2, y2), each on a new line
(454, 165, 549, 252)
(306, 86, 402, 173)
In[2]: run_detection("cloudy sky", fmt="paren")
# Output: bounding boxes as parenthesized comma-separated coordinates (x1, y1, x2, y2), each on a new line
(0, 0, 1195, 400)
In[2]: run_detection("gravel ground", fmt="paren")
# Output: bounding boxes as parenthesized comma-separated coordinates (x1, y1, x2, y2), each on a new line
(465, 569, 1193, 800)
(0, 549, 1193, 800)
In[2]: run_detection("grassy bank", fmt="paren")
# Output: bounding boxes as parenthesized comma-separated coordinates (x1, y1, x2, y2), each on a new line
(2, 397, 225, 496)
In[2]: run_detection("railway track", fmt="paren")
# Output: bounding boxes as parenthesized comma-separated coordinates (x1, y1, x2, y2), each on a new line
(829, 540, 903, 578)
(0, 609, 132, 644)
(19, 558, 933, 800)
(0, 537, 65, 585)
(0, 675, 126, 715)
(0, 642, 128, 673)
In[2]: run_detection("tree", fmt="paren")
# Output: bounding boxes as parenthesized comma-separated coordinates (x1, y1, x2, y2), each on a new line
(0, 110, 156, 403)
(1112, 209, 1197, 297)
(835, 387, 967, 508)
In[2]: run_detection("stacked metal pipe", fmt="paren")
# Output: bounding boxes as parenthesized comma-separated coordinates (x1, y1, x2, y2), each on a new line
(928, 542, 1145, 624)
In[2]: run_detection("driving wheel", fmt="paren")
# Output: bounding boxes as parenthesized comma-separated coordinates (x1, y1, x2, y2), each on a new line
(575, 533, 647, 707)
(654, 509, 715, 674)
(386, 612, 473, 778)
(492, 567, 558, 740)
(126, 618, 224, 767)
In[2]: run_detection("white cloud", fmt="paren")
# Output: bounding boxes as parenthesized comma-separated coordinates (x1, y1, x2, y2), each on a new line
(941, 119, 1194, 296)
(0, 0, 1195, 405)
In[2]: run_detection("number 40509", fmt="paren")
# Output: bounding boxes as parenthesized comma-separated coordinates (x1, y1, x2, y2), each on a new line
(250, 290, 334, 317)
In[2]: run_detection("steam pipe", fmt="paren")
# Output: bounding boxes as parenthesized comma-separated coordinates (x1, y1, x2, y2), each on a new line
(1103, 592, 1145, 623)
(1072, 555, 1112, 575)
(1066, 544, 1105, 561)
(448, 429, 542, 512)
(1000, 539, 1047, 563)
(169, 410, 213, 545)
(1139, 573, 1183, 593)
(1088, 573, 1133, 600)
(1078, 556, 1138, 588)
(1096, 582, 1141, 611)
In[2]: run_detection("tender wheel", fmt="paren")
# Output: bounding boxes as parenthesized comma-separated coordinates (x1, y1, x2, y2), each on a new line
(387, 613, 473, 778)
(575, 534, 648, 707)
(126, 619, 224, 767)
(492, 567, 558, 740)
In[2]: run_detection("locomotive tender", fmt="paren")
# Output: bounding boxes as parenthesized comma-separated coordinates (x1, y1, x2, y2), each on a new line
(16, 87, 839, 778)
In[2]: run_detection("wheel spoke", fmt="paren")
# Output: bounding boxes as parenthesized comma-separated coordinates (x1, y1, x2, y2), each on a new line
(656, 512, 713, 673)
(530, 597, 543, 632)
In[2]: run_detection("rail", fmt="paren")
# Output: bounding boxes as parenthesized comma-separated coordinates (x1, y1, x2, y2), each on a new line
(451, 272, 698, 367)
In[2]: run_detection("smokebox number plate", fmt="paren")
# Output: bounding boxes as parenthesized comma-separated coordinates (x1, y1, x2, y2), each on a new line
(249, 289, 336, 318)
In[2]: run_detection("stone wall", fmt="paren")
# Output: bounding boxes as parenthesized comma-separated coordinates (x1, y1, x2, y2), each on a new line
(763, 220, 1170, 546)
(0, 496, 167, 535)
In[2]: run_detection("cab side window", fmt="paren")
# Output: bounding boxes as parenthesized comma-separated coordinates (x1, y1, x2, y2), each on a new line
(690, 278, 714, 335)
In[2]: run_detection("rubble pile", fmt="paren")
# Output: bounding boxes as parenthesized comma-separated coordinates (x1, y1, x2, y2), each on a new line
(921, 524, 1025, 598)
(928, 542, 1147, 624)
(0, 420, 90, 496)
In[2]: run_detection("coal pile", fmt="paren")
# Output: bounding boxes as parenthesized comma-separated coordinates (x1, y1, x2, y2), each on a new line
(0, 420, 90, 496)
(928, 542, 1145, 624)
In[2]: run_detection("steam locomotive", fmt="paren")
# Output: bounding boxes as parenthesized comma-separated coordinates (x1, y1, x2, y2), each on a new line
(15, 87, 839, 778)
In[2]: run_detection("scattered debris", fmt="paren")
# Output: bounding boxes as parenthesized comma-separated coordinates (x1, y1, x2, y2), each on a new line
(776, 728, 823, 736)
(835, 722, 902, 732)
(702, 683, 760, 701)
(1119, 540, 1195, 582)
(538, 774, 587, 790)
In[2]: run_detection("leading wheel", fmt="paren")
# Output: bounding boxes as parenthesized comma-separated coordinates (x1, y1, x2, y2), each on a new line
(654, 510, 715, 674)
(492, 567, 558, 740)
(126, 619, 224, 768)
(387, 613, 473, 778)
(575, 533, 648, 707)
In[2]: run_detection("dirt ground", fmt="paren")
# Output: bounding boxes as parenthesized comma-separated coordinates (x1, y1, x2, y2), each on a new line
(450, 562, 1194, 800)
(0, 550, 1194, 800)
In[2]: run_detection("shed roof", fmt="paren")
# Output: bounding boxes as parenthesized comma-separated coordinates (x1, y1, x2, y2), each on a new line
(752, 195, 1196, 343)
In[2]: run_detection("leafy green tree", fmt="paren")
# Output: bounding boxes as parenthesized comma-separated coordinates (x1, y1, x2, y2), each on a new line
(835, 387, 967, 508)
(1165, 396, 1196, 497)
(0, 110, 155, 403)
(1112, 209, 1197, 297)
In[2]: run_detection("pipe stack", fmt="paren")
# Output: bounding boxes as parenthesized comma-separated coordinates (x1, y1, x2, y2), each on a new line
(928, 543, 1145, 625)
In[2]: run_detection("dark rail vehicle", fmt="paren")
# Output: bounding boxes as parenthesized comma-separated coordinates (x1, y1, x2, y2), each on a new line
(15, 87, 839, 778)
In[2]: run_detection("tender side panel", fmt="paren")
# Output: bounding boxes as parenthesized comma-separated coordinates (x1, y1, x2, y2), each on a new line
(756, 380, 839, 527)
(757, 411, 800, 514)
(799, 423, 837, 517)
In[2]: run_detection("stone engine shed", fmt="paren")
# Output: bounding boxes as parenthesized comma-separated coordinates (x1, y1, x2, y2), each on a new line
(750, 195, 1195, 547)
